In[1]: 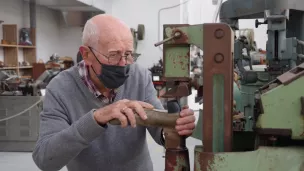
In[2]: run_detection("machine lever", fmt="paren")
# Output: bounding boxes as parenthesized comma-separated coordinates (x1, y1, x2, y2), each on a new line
(255, 19, 267, 28)
(154, 31, 182, 47)
(108, 109, 179, 128)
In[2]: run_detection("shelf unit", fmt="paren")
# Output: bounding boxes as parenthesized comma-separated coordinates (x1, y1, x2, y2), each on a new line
(0, 24, 36, 77)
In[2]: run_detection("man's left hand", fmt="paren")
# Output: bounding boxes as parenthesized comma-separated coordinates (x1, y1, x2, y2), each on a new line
(175, 105, 196, 136)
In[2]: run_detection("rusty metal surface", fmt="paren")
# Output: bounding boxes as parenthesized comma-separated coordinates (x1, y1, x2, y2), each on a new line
(277, 62, 304, 85)
(202, 23, 234, 152)
(195, 150, 215, 171)
(157, 24, 194, 171)
(161, 77, 191, 82)
(254, 128, 292, 136)
(163, 45, 190, 79)
(162, 82, 191, 98)
(162, 24, 191, 81)
(164, 128, 190, 171)
(170, 29, 189, 44)
(194, 145, 304, 171)
(233, 101, 246, 131)
(163, 24, 190, 44)
(164, 128, 186, 149)
(164, 100, 190, 171)
(154, 31, 182, 47)
(165, 148, 190, 171)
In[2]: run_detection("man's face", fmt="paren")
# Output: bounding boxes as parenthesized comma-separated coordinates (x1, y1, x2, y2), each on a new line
(81, 17, 134, 75)
(88, 41, 134, 74)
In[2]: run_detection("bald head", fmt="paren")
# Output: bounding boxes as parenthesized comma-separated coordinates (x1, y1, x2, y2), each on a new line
(82, 14, 133, 53)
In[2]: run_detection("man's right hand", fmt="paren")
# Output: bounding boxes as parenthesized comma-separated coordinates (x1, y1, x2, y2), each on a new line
(93, 99, 154, 128)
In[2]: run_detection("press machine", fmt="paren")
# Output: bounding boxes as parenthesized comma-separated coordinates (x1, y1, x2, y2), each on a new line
(110, 0, 304, 170)
(152, 0, 304, 170)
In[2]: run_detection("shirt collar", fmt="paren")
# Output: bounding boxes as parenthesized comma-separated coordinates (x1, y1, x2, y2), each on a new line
(77, 60, 117, 103)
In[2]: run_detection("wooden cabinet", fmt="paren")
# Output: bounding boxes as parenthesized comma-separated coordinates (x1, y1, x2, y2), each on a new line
(0, 24, 36, 78)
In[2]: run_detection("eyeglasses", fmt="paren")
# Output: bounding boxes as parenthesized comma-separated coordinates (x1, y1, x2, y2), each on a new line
(89, 46, 136, 65)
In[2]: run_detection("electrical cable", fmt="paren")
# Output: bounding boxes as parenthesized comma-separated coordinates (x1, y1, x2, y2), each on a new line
(157, 0, 191, 51)
(212, 0, 223, 23)
(0, 97, 43, 122)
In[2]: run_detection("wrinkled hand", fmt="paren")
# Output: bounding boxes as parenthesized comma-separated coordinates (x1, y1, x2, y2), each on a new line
(93, 99, 154, 128)
(175, 105, 196, 136)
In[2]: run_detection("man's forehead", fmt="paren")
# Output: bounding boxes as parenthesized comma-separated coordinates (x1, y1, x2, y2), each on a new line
(108, 49, 133, 53)
(90, 15, 134, 52)
(94, 17, 132, 40)
(99, 39, 133, 52)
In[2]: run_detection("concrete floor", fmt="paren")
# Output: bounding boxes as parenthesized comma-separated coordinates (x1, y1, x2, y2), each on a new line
(0, 133, 201, 171)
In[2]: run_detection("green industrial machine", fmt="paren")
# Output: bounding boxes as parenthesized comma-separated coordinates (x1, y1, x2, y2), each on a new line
(154, 22, 234, 171)
(153, 0, 304, 170)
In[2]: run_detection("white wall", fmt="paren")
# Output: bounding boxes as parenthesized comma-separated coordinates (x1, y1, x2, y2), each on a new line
(34, 4, 61, 62)
(77, 0, 112, 13)
(110, 0, 182, 69)
(0, 0, 186, 67)
(76, 0, 268, 65)
(0, 0, 31, 63)
(0, 0, 83, 63)
(33, 4, 83, 62)
(77, 0, 183, 69)
(57, 26, 83, 59)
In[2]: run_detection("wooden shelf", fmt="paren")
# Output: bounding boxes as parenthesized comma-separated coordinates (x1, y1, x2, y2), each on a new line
(0, 66, 33, 70)
(0, 44, 36, 48)
(18, 45, 36, 48)
(1, 24, 37, 78)
(0, 44, 17, 48)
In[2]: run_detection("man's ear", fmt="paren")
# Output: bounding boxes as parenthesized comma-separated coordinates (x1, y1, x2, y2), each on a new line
(79, 46, 89, 58)
(79, 46, 92, 65)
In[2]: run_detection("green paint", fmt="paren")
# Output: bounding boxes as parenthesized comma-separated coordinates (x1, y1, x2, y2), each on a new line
(192, 82, 240, 141)
(162, 24, 204, 78)
(164, 46, 190, 78)
(164, 26, 189, 44)
(194, 148, 202, 171)
(213, 74, 225, 152)
(239, 84, 261, 131)
(239, 69, 269, 131)
(188, 25, 204, 49)
(174, 155, 188, 171)
(192, 109, 203, 140)
(163, 25, 204, 48)
(233, 82, 242, 112)
(194, 146, 304, 171)
(256, 76, 304, 140)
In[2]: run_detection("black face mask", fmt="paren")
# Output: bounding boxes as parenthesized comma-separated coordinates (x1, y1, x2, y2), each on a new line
(90, 49, 130, 89)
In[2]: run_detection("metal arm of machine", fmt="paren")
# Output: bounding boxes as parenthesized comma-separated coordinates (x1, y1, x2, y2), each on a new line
(154, 31, 182, 47)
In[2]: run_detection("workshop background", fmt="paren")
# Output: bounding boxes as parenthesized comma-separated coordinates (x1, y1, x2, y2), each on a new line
(0, 0, 268, 171)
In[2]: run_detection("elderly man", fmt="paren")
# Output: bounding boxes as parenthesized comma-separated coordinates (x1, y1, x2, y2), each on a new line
(32, 14, 196, 171)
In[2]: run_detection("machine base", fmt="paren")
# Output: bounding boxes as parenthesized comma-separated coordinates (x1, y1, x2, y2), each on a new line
(165, 148, 190, 171)
(194, 145, 304, 171)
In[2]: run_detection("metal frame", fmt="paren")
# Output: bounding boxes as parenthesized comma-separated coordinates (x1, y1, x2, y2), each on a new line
(203, 24, 234, 152)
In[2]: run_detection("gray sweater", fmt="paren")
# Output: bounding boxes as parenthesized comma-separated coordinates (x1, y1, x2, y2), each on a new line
(32, 64, 165, 171)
